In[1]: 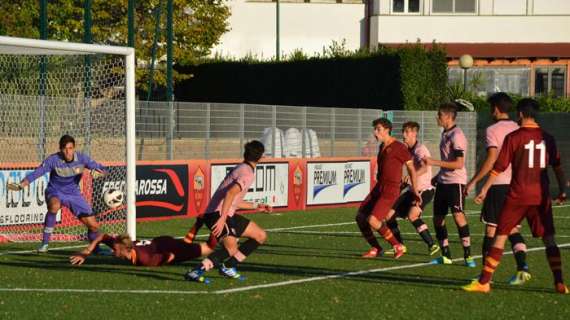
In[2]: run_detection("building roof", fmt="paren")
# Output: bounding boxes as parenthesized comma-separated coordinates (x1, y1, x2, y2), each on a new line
(383, 43, 570, 59)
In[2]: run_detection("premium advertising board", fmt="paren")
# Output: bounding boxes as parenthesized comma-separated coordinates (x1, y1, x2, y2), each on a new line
(306, 161, 370, 205)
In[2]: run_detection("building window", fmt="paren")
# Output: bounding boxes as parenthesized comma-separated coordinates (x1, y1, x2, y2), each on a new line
(448, 67, 530, 96)
(535, 66, 567, 97)
(392, 0, 421, 13)
(433, 0, 476, 13)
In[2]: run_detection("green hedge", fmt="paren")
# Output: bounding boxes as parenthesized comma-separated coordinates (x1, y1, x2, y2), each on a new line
(469, 94, 570, 113)
(174, 44, 448, 110)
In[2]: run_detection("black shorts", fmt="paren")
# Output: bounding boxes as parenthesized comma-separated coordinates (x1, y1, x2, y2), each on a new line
(433, 183, 466, 216)
(481, 185, 509, 226)
(203, 211, 251, 240)
(393, 188, 435, 219)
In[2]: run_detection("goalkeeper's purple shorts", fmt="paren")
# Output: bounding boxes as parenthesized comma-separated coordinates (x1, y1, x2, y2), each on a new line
(46, 187, 93, 217)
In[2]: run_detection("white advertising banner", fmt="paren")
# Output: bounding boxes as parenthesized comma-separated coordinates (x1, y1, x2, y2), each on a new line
(211, 163, 289, 207)
(0, 169, 60, 226)
(342, 161, 371, 203)
(307, 161, 370, 205)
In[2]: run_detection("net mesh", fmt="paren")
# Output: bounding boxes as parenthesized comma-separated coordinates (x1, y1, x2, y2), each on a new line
(0, 53, 128, 242)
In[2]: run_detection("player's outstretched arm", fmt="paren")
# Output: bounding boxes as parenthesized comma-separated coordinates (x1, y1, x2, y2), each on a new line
(69, 233, 108, 265)
(238, 201, 273, 213)
(79, 153, 108, 179)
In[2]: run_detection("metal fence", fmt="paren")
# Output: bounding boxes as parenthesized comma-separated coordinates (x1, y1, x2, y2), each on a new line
(135, 101, 478, 178)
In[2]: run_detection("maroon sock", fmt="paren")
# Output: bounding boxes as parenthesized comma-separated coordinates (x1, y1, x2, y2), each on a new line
(546, 246, 564, 284)
(479, 246, 504, 284)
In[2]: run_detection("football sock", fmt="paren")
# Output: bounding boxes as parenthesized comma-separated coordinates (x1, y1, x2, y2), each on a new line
(378, 225, 400, 247)
(546, 246, 564, 284)
(479, 246, 503, 284)
(387, 219, 404, 244)
(458, 225, 471, 258)
(224, 239, 261, 268)
(482, 236, 494, 259)
(509, 233, 528, 271)
(41, 212, 57, 245)
(184, 217, 204, 243)
(435, 224, 451, 258)
(356, 213, 381, 249)
(412, 219, 434, 247)
(205, 247, 231, 270)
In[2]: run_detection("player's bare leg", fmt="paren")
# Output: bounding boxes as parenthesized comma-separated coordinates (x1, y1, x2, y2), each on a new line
(368, 215, 405, 259)
(452, 211, 475, 267)
(542, 235, 568, 294)
(38, 197, 61, 253)
(220, 221, 267, 279)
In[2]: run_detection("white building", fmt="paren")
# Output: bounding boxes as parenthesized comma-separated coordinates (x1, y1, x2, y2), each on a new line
(213, 0, 570, 97)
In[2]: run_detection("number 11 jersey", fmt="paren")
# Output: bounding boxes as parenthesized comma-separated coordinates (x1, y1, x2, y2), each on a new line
(490, 124, 561, 205)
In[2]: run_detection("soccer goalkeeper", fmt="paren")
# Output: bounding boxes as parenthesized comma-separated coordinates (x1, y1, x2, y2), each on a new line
(7, 135, 107, 253)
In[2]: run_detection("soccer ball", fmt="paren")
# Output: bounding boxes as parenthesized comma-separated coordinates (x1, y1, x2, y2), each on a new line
(103, 189, 124, 209)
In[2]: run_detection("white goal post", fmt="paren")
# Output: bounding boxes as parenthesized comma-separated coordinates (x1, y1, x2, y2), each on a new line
(0, 36, 136, 241)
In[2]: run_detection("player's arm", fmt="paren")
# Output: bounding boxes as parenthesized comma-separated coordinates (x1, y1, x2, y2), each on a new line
(405, 160, 422, 205)
(212, 182, 242, 237)
(553, 166, 567, 204)
(425, 154, 465, 170)
(80, 153, 107, 179)
(475, 135, 513, 204)
(8, 157, 55, 191)
(69, 233, 111, 265)
(465, 147, 498, 195)
(237, 201, 273, 213)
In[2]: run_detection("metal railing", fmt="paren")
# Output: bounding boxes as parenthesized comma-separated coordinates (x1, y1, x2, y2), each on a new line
(134, 102, 479, 178)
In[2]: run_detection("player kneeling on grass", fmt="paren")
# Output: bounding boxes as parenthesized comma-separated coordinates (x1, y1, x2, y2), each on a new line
(70, 232, 216, 267)
(7, 135, 107, 254)
(356, 118, 421, 259)
(185, 141, 273, 283)
(383, 121, 439, 257)
(463, 98, 569, 294)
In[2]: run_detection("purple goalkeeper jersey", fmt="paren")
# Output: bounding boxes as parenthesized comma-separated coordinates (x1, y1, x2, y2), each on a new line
(25, 152, 105, 195)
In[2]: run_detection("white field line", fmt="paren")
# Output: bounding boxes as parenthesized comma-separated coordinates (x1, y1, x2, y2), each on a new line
(2, 242, 568, 295)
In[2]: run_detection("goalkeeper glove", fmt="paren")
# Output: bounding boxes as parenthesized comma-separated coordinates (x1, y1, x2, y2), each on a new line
(90, 169, 106, 179)
(7, 182, 23, 191)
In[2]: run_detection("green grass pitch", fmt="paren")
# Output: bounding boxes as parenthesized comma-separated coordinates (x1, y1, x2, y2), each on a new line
(1, 201, 569, 319)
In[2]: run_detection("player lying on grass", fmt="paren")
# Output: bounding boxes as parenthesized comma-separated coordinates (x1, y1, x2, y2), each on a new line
(463, 98, 569, 294)
(185, 141, 273, 283)
(464, 92, 530, 285)
(7, 135, 107, 253)
(69, 231, 217, 267)
(356, 118, 421, 259)
(383, 121, 439, 257)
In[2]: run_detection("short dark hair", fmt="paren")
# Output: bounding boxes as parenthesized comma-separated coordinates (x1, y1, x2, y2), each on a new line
(487, 92, 513, 113)
(516, 98, 540, 119)
(244, 140, 265, 162)
(402, 121, 420, 132)
(372, 117, 392, 133)
(59, 134, 75, 150)
(438, 102, 458, 120)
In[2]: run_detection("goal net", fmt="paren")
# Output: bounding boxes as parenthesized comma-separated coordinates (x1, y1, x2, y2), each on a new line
(0, 36, 136, 243)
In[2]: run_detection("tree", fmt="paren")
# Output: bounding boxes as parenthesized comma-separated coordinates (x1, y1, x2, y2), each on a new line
(0, 0, 231, 95)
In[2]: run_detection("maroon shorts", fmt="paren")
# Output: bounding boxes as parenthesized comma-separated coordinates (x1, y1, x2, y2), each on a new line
(496, 197, 555, 238)
(358, 184, 400, 220)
